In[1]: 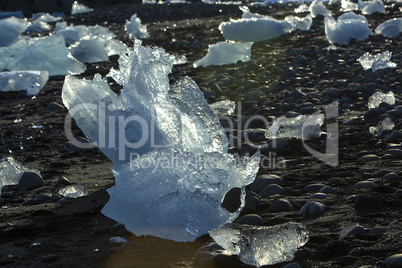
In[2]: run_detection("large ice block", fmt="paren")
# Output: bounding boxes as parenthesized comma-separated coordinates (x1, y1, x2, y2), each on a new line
(0, 16, 29, 47)
(54, 23, 114, 46)
(125, 14, 150, 39)
(357, 51, 397, 72)
(0, 35, 86, 76)
(209, 222, 309, 267)
(102, 148, 260, 242)
(324, 12, 372, 44)
(375, 18, 402, 37)
(194, 41, 252, 68)
(368, 91, 395, 109)
(0, 70, 49, 96)
(358, 0, 385, 15)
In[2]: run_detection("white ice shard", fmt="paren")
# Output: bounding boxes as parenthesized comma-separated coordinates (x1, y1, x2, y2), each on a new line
(266, 114, 324, 140)
(358, 0, 385, 15)
(71, 1, 94, 15)
(58, 185, 88, 198)
(0, 16, 29, 47)
(324, 12, 373, 44)
(357, 51, 397, 72)
(0, 35, 86, 76)
(309, 1, 332, 18)
(210, 100, 236, 116)
(0, 157, 28, 192)
(295, 3, 309, 13)
(194, 41, 252, 68)
(368, 91, 395, 109)
(375, 18, 402, 37)
(341, 0, 358, 11)
(369, 117, 394, 136)
(125, 14, 150, 39)
(209, 222, 309, 267)
(0, 70, 49, 96)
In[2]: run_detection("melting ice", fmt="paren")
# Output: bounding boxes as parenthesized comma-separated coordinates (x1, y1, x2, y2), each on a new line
(71, 1, 94, 15)
(358, 0, 385, 15)
(375, 18, 402, 37)
(59, 185, 88, 198)
(0, 70, 49, 96)
(370, 117, 394, 136)
(209, 222, 309, 267)
(125, 14, 150, 39)
(0, 16, 29, 47)
(309, 1, 332, 18)
(357, 51, 397, 72)
(368, 91, 395, 109)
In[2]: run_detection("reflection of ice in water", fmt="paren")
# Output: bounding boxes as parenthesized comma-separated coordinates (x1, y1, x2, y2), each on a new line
(368, 91, 395, 109)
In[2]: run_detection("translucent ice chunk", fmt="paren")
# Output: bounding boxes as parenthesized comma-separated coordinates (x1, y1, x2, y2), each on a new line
(58, 185, 88, 198)
(25, 21, 51, 33)
(375, 18, 402, 37)
(324, 12, 372, 44)
(309, 1, 332, 18)
(357, 51, 397, 72)
(209, 222, 309, 267)
(102, 148, 260, 242)
(173, 54, 188, 65)
(358, 0, 385, 15)
(71, 1, 94, 15)
(0, 157, 29, 192)
(0, 16, 29, 47)
(0, 70, 49, 96)
(29, 13, 60, 23)
(295, 4, 309, 13)
(210, 100, 236, 116)
(341, 0, 358, 11)
(368, 91, 395, 109)
(265, 114, 324, 140)
(0, 35, 86, 76)
(194, 41, 252, 68)
(54, 23, 114, 46)
(125, 14, 150, 39)
(369, 117, 394, 136)
(284, 15, 313, 31)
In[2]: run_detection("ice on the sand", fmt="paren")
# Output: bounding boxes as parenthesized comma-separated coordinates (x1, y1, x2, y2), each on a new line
(125, 14, 150, 39)
(209, 222, 309, 267)
(194, 41, 252, 68)
(368, 91, 395, 109)
(357, 51, 397, 71)
(29, 13, 61, 23)
(0, 16, 29, 47)
(341, 0, 358, 11)
(71, 1, 94, 15)
(219, 6, 312, 42)
(324, 12, 372, 44)
(0, 157, 28, 192)
(358, 0, 385, 15)
(295, 4, 309, 13)
(63, 40, 260, 242)
(0, 70, 49, 96)
(309, 1, 332, 18)
(173, 54, 188, 65)
(375, 18, 402, 37)
(266, 114, 324, 140)
(210, 100, 236, 116)
(58, 185, 88, 198)
(370, 117, 394, 136)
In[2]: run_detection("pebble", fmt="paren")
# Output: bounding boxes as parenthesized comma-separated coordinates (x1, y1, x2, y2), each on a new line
(385, 149, 402, 157)
(388, 221, 399, 226)
(18, 172, 45, 191)
(22, 198, 41, 206)
(46, 102, 64, 111)
(235, 214, 263, 225)
(249, 174, 283, 193)
(42, 254, 59, 262)
(319, 186, 334, 193)
(355, 196, 386, 215)
(368, 227, 385, 235)
(309, 193, 327, 199)
(282, 262, 301, 268)
(57, 176, 71, 185)
(384, 130, 402, 143)
(299, 201, 325, 217)
(385, 254, 402, 267)
(268, 199, 293, 212)
(354, 181, 377, 189)
(339, 223, 366, 238)
(357, 154, 379, 162)
(259, 184, 283, 198)
(303, 184, 326, 192)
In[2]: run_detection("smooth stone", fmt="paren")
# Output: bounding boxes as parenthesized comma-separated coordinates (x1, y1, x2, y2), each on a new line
(42, 254, 59, 262)
(244, 192, 261, 211)
(354, 181, 377, 189)
(18, 172, 45, 191)
(46, 102, 64, 111)
(35, 193, 51, 202)
(339, 223, 366, 238)
(57, 176, 71, 185)
(385, 254, 402, 267)
(259, 184, 283, 198)
(280, 186, 294, 195)
(249, 174, 283, 193)
(384, 131, 402, 142)
(394, 189, 402, 195)
(222, 189, 257, 213)
(347, 195, 359, 201)
(22, 198, 41, 206)
(282, 262, 301, 268)
(319, 186, 334, 193)
(368, 227, 385, 235)
(268, 199, 293, 212)
(303, 184, 326, 192)
(309, 193, 327, 199)
(385, 149, 402, 157)
(355, 196, 386, 215)
(235, 214, 263, 225)
(357, 154, 379, 162)
(388, 221, 399, 226)
(109, 223, 128, 237)
(299, 201, 325, 217)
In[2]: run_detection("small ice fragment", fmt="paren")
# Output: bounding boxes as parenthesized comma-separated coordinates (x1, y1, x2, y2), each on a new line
(357, 51, 397, 71)
(0, 17, 29, 47)
(0, 157, 29, 192)
(325, 44, 338, 51)
(324, 12, 372, 44)
(31, 242, 40, 246)
(210, 100, 236, 116)
(0, 71, 49, 96)
(209, 222, 309, 267)
(173, 54, 188, 65)
(284, 15, 313, 32)
(295, 3, 309, 13)
(309, 1, 332, 18)
(109, 236, 127, 243)
(93, 249, 99, 252)
(194, 41, 252, 68)
(375, 18, 402, 37)
(32, 125, 44, 129)
(367, 91, 395, 109)
(341, 0, 358, 11)
(369, 117, 394, 136)
(125, 14, 150, 39)
(58, 185, 88, 198)
(358, 0, 385, 15)
(71, 1, 94, 15)
(265, 114, 324, 140)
